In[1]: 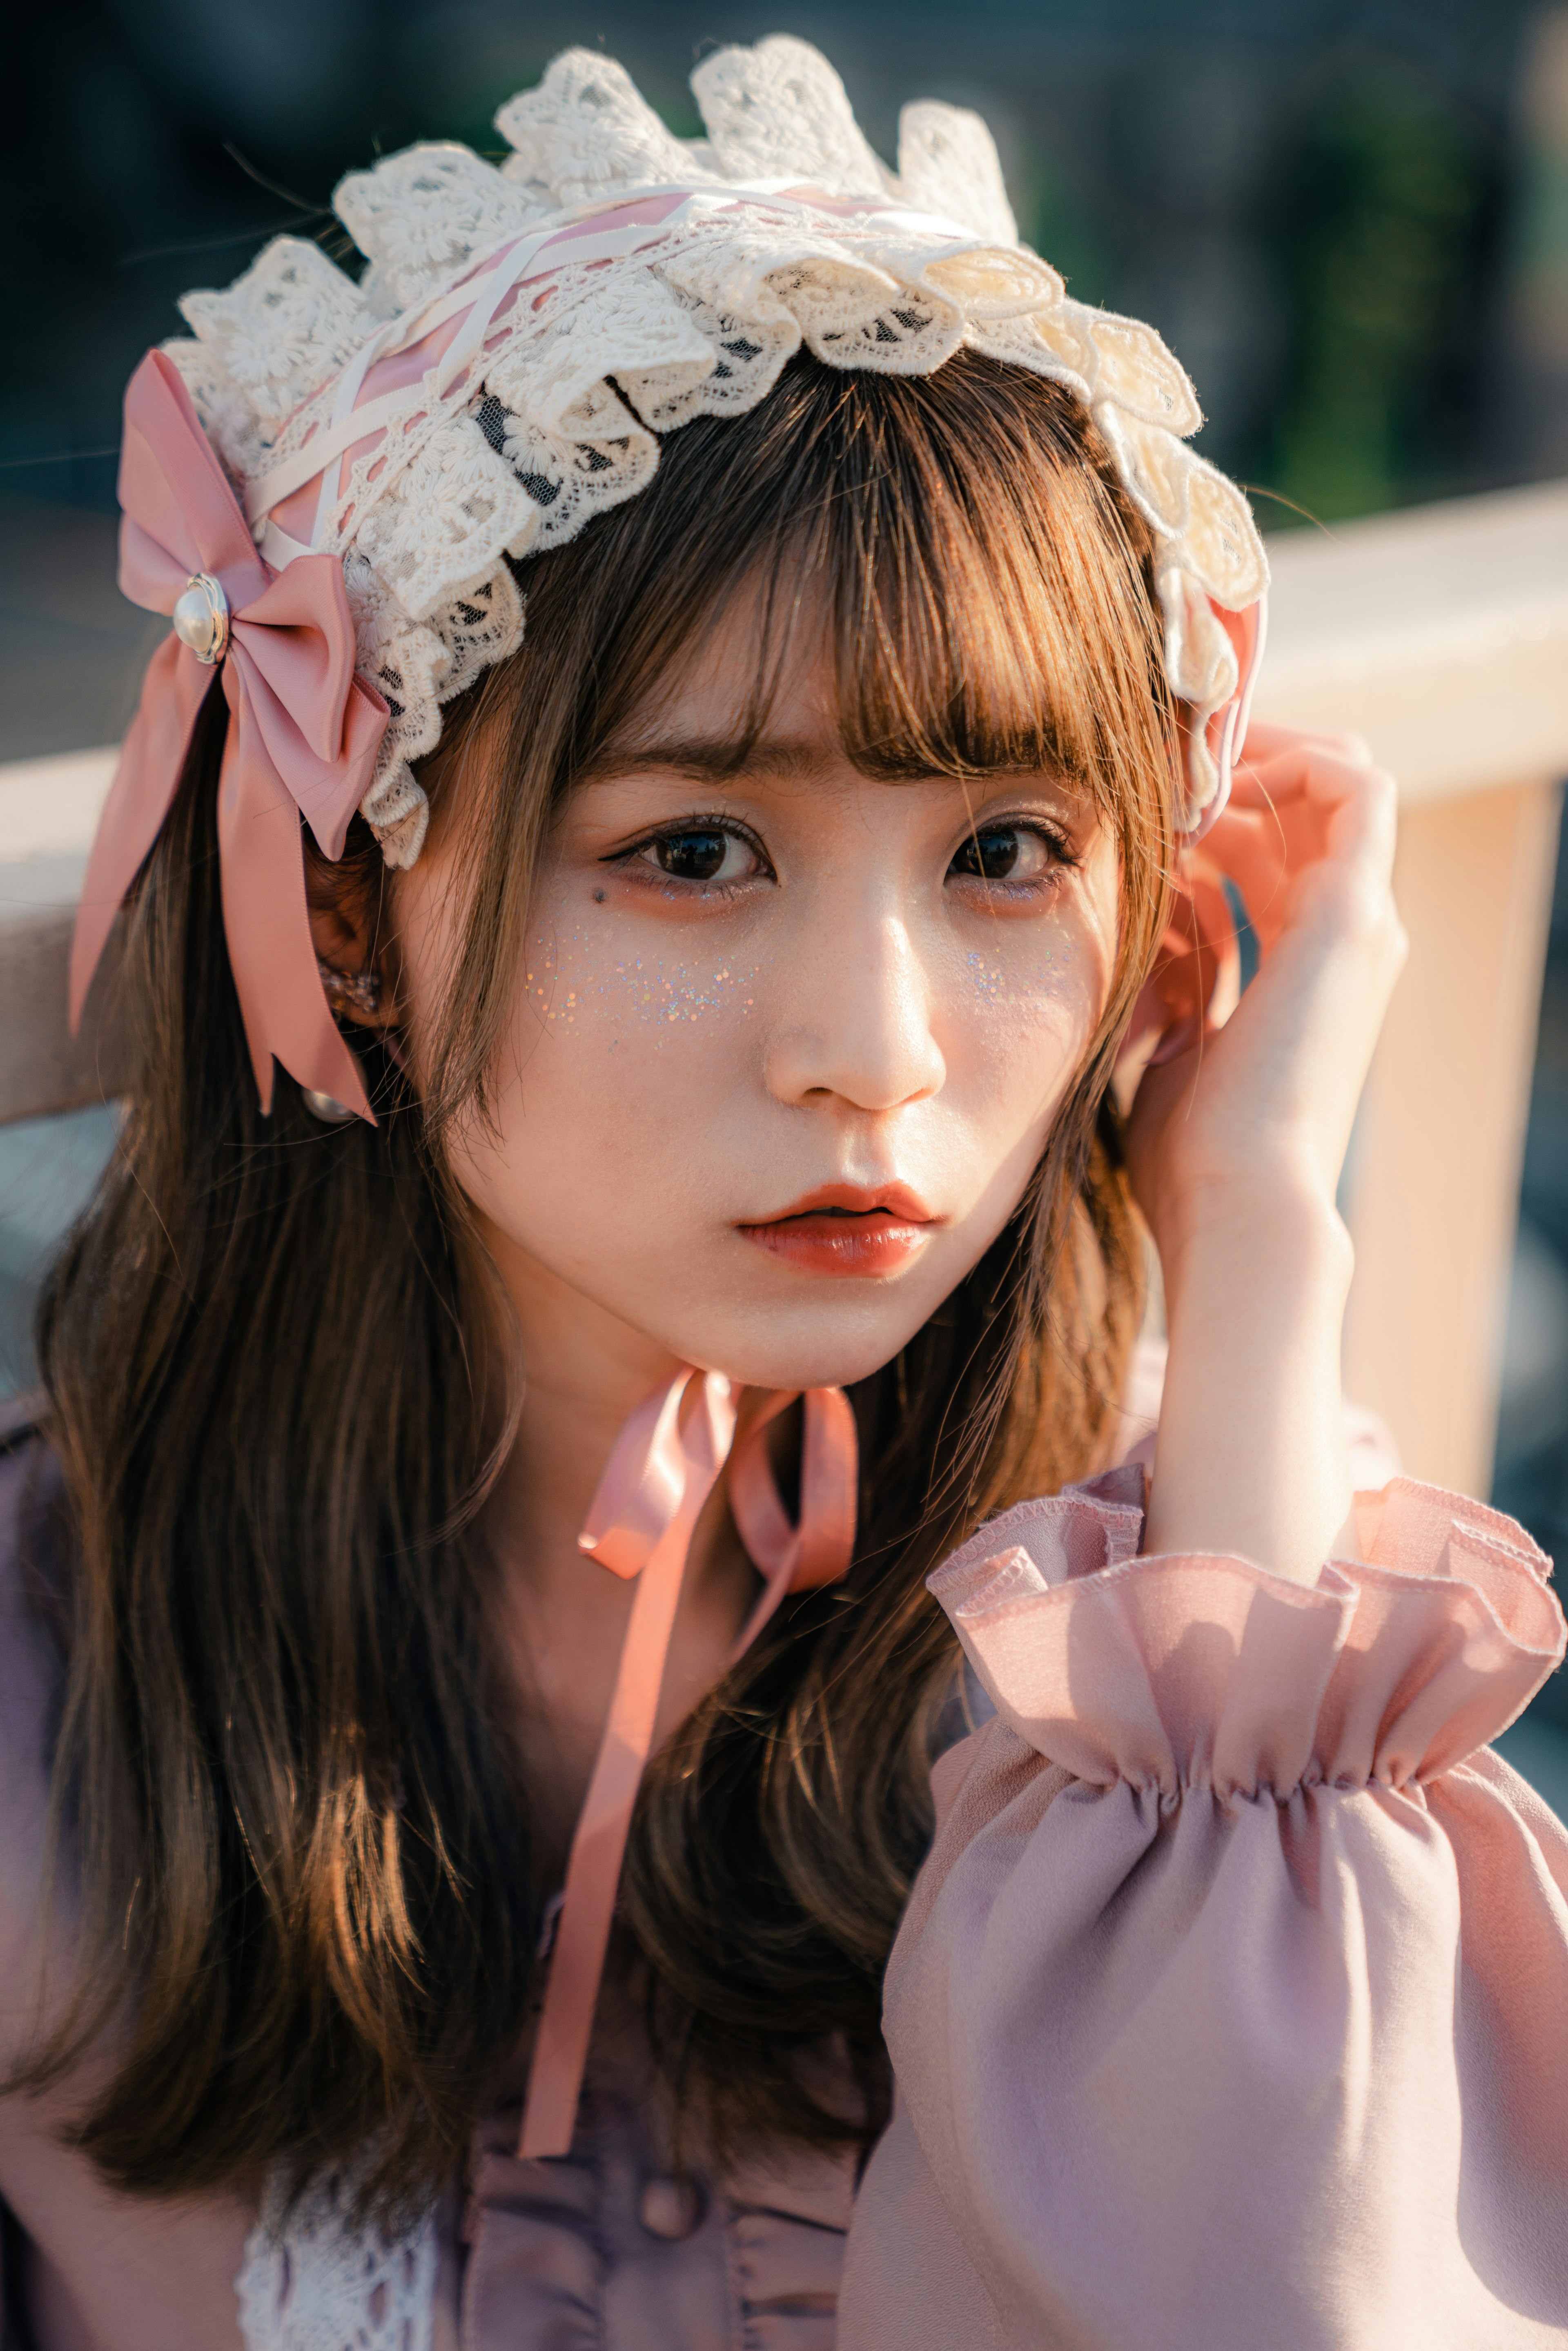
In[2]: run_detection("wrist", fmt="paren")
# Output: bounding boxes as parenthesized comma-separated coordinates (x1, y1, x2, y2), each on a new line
(1154, 1169, 1352, 1308)
(1146, 1174, 1356, 1588)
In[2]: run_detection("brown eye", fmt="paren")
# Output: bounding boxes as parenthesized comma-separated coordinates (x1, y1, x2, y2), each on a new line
(655, 829, 731, 881)
(626, 820, 767, 890)
(949, 826, 1051, 882)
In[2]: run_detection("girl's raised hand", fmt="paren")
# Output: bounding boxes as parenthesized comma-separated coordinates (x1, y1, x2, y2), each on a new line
(1122, 724, 1408, 1583)
(1123, 722, 1407, 1259)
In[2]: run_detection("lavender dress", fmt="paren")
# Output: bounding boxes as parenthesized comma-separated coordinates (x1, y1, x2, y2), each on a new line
(2, 1401, 1567, 2349)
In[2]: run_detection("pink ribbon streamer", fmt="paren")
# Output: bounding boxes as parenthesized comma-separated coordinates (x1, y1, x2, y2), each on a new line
(1116, 591, 1297, 1066)
(1180, 592, 1267, 845)
(728, 1385, 860, 1653)
(70, 350, 388, 1119)
(519, 1369, 859, 2161)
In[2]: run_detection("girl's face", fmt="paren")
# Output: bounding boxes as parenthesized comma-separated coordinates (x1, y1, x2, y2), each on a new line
(396, 604, 1122, 1393)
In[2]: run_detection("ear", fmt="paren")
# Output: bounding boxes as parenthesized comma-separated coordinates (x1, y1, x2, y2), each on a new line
(303, 840, 403, 1031)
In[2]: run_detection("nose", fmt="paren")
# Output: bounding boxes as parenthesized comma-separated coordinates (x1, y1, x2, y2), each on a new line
(763, 909, 946, 1115)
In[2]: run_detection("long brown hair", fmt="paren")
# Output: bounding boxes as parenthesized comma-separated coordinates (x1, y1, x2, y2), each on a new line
(24, 349, 1175, 2213)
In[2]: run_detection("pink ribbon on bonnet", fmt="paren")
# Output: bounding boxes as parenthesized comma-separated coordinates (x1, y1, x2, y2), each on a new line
(70, 350, 388, 1120)
(1124, 595, 1281, 1066)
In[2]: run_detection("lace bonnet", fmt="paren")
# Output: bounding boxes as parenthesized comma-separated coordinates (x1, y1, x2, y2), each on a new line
(163, 36, 1269, 870)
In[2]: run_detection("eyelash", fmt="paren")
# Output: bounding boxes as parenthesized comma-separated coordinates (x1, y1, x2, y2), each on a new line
(956, 815, 1079, 891)
(602, 811, 1078, 896)
(606, 814, 773, 898)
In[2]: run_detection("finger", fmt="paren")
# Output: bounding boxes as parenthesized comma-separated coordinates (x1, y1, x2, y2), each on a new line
(1201, 750, 1397, 952)
(1308, 753, 1399, 907)
(1146, 869, 1243, 1056)
(1197, 814, 1294, 950)
(1240, 718, 1375, 768)
(1195, 787, 1324, 952)
(1232, 740, 1380, 811)
(1233, 745, 1395, 889)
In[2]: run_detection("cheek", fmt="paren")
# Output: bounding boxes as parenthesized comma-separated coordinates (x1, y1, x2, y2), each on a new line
(520, 916, 766, 1042)
(938, 900, 1110, 1136)
(448, 905, 767, 1248)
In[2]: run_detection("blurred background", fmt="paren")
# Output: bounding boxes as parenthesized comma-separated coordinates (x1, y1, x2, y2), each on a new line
(4, 0, 1568, 1785)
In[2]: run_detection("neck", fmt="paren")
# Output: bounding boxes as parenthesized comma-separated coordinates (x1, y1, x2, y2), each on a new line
(474, 1214, 759, 1867)
(482, 1216, 690, 1586)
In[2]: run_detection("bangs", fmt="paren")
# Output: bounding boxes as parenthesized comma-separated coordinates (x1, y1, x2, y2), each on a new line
(796, 360, 1173, 817)
(423, 347, 1179, 1114)
(515, 348, 1177, 833)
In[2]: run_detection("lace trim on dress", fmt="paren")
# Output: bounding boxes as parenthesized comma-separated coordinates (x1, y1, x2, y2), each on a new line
(235, 2161, 438, 2351)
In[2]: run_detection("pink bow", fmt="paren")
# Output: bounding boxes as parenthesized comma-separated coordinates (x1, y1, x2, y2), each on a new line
(70, 350, 388, 1119)
(727, 1384, 859, 1651)
(519, 1369, 858, 2161)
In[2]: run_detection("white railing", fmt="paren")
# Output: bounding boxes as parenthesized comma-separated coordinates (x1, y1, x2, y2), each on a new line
(3, 478, 1567, 1492)
(1255, 481, 1568, 1496)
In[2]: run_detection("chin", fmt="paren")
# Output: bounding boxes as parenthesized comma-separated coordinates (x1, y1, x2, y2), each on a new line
(672, 1303, 930, 1397)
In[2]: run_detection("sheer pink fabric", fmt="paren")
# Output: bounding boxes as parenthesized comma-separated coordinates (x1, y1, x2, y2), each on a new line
(842, 1471, 1568, 2350)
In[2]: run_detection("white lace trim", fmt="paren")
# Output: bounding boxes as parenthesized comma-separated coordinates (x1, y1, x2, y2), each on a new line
(179, 240, 379, 428)
(170, 35, 1270, 855)
(235, 2161, 437, 2351)
(896, 100, 1019, 245)
(342, 551, 525, 867)
(690, 36, 889, 196)
(159, 337, 274, 481)
(335, 144, 555, 321)
(496, 50, 724, 214)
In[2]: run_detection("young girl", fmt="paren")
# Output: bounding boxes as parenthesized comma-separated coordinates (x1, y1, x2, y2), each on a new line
(4, 36, 1566, 2350)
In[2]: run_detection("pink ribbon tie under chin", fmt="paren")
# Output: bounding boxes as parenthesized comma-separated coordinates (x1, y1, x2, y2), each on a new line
(70, 350, 389, 1121)
(518, 1369, 858, 2162)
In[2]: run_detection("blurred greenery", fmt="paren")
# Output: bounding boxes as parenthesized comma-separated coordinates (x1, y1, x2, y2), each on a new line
(1, 0, 1544, 528)
(1265, 58, 1494, 519)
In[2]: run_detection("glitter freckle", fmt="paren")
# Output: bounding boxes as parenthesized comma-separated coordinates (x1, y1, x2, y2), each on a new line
(964, 937, 1074, 1014)
(526, 931, 760, 1027)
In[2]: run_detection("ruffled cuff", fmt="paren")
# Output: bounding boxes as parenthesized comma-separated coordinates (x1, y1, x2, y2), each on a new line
(927, 1472, 1565, 1798)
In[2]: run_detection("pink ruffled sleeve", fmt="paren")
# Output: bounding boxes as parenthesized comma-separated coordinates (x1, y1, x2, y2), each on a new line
(839, 1474, 1568, 2351)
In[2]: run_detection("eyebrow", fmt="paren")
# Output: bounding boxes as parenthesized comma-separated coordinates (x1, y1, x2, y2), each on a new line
(580, 736, 1078, 801)
(582, 734, 833, 787)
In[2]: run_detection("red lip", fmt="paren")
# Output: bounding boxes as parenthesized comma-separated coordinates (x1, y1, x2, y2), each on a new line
(736, 1182, 938, 1277)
